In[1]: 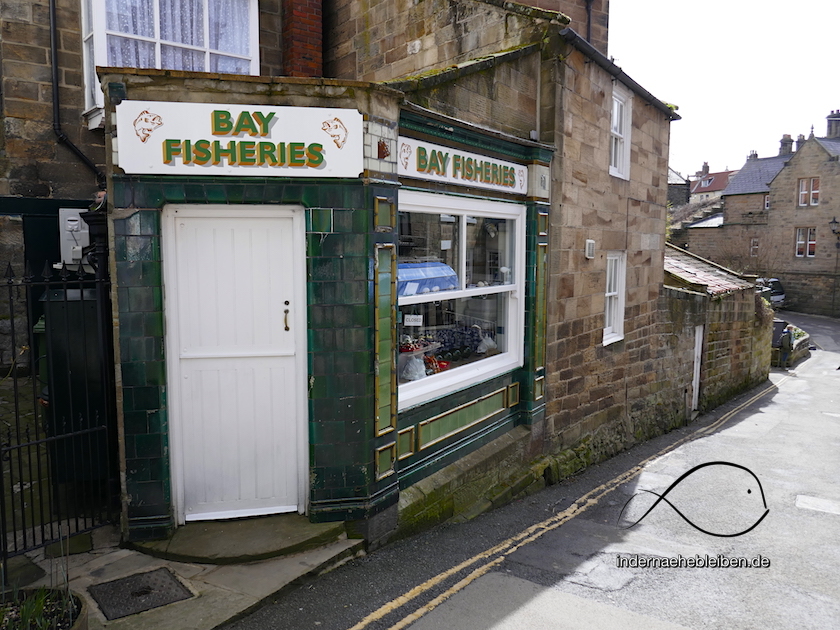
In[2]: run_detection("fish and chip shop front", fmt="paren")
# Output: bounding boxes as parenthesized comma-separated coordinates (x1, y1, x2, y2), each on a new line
(103, 72, 550, 542)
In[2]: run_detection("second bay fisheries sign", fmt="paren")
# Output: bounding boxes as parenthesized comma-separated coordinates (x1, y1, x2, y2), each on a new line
(115, 101, 364, 177)
(397, 136, 528, 196)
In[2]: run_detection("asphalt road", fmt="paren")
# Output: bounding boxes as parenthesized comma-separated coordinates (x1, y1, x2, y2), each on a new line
(223, 312, 840, 630)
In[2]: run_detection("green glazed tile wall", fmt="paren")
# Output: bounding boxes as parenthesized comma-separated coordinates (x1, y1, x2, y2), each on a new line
(112, 176, 399, 532)
(112, 209, 171, 538)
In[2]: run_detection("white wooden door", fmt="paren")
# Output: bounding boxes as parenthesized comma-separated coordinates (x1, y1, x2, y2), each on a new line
(691, 325, 704, 412)
(163, 205, 306, 522)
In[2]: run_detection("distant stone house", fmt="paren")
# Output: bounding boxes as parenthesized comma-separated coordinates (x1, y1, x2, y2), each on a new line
(2, 0, 769, 549)
(674, 115, 840, 317)
(689, 163, 738, 204)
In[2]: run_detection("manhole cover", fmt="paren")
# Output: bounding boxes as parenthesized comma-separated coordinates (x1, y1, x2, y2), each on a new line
(88, 568, 193, 620)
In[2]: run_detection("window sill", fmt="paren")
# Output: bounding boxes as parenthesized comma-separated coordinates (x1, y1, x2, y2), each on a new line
(398, 351, 521, 412)
(602, 331, 624, 346)
(83, 107, 105, 130)
(609, 167, 629, 181)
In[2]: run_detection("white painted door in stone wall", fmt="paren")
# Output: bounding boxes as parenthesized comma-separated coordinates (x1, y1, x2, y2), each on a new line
(692, 325, 704, 412)
(163, 205, 306, 522)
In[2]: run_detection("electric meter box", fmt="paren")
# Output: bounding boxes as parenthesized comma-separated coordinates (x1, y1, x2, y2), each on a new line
(58, 208, 90, 266)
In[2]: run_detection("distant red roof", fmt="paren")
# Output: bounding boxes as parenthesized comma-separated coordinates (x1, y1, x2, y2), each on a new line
(690, 170, 737, 195)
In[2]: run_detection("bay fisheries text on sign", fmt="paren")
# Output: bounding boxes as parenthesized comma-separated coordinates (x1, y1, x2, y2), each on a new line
(114, 100, 363, 177)
(397, 136, 528, 196)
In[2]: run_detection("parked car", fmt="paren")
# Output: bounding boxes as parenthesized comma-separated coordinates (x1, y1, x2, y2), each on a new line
(756, 277, 786, 309)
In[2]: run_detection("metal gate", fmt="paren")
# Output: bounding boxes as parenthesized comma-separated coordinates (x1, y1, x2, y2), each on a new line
(1, 212, 117, 568)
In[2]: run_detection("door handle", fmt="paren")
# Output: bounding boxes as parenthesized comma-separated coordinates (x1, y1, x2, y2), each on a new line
(284, 309, 290, 331)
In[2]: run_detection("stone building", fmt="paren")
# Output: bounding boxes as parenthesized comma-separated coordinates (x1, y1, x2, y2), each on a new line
(1, 0, 768, 548)
(674, 115, 840, 317)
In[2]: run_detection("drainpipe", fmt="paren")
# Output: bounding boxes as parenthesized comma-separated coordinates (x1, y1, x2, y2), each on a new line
(585, 0, 593, 43)
(49, 0, 106, 187)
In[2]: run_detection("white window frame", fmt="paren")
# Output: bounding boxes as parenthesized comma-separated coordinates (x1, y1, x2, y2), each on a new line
(397, 190, 525, 411)
(798, 177, 820, 206)
(763, 195, 770, 210)
(603, 251, 626, 345)
(795, 227, 816, 258)
(81, 0, 259, 127)
(750, 238, 759, 257)
(609, 83, 632, 180)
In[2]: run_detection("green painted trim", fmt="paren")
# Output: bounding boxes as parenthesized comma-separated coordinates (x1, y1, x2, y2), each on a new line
(397, 413, 519, 490)
(400, 110, 554, 164)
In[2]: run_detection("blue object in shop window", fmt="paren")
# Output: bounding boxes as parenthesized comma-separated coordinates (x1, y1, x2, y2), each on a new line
(398, 262, 459, 296)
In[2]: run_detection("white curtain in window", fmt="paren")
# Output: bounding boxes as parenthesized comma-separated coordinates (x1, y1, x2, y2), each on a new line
(108, 34, 156, 68)
(210, 0, 249, 55)
(106, 0, 154, 36)
(160, 0, 203, 45)
(106, 0, 155, 67)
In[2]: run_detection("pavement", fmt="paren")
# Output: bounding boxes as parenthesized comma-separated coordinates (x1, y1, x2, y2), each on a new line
(9, 513, 364, 629)
(7, 310, 837, 630)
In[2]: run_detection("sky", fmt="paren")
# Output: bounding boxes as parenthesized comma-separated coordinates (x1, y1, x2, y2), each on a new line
(608, 0, 837, 180)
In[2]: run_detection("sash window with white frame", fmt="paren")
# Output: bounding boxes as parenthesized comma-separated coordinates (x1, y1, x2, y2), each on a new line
(795, 227, 816, 257)
(603, 251, 626, 345)
(397, 191, 525, 410)
(82, 0, 258, 118)
(609, 84, 632, 180)
(797, 178, 820, 207)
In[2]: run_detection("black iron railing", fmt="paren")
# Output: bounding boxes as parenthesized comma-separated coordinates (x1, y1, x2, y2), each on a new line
(1, 214, 117, 571)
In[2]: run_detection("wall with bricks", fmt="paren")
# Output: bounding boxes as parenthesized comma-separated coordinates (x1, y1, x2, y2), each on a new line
(0, 0, 104, 198)
(526, 0, 609, 55)
(539, 38, 674, 459)
(700, 290, 772, 410)
(323, 0, 565, 82)
(390, 51, 540, 139)
(279, 0, 322, 77)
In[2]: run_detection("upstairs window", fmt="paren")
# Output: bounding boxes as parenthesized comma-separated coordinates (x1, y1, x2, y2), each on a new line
(798, 178, 820, 206)
(82, 0, 259, 123)
(764, 194, 770, 210)
(609, 84, 632, 180)
(750, 238, 759, 257)
(795, 227, 816, 257)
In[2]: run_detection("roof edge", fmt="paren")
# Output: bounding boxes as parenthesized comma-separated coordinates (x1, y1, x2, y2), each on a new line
(665, 242, 755, 282)
(558, 28, 680, 121)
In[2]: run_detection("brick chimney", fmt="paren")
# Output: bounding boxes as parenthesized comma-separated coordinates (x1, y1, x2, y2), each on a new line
(779, 134, 793, 155)
(747, 150, 758, 161)
(827, 110, 840, 139)
(695, 162, 710, 178)
(282, 0, 322, 77)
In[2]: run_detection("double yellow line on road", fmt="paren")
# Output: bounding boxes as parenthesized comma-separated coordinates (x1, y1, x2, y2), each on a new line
(349, 377, 785, 630)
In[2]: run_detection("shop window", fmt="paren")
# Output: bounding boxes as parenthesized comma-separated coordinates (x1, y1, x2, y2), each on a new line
(609, 84, 632, 180)
(795, 227, 816, 257)
(397, 191, 524, 410)
(603, 251, 626, 345)
(798, 178, 820, 206)
(82, 0, 258, 123)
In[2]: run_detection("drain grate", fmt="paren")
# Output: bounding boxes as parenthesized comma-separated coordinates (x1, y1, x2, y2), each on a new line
(88, 568, 193, 620)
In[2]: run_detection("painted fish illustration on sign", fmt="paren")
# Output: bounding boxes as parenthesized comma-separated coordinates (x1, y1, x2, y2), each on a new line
(618, 461, 769, 537)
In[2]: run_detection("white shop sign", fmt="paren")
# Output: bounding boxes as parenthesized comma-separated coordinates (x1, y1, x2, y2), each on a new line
(115, 100, 363, 177)
(397, 136, 527, 196)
